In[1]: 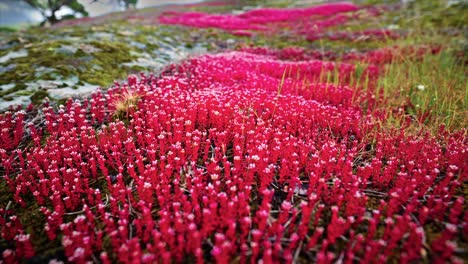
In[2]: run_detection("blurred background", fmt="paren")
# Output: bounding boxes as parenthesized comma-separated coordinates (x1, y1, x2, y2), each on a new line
(0, 0, 211, 26)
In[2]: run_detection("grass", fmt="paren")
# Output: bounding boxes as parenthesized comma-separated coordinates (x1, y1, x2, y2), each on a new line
(366, 0, 466, 132)
(331, 30, 466, 133)
(378, 47, 467, 130)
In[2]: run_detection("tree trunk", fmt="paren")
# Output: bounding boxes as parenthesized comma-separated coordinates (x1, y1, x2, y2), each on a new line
(47, 11, 59, 25)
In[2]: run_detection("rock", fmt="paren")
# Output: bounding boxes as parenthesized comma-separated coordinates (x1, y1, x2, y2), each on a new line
(48, 83, 100, 100)
(119, 30, 134, 36)
(129, 41, 146, 50)
(55, 45, 78, 55)
(0, 63, 16, 74)
(62, 76, 79, 86)
(0, 95, 30, 111)
(78, 44, 101, 54)
(34, 66, 56, 78)
(123, 56, 165, 70)
(0, 83, 15, 91)
(0, 49, 28, 64)
(37, 80, 61, 90)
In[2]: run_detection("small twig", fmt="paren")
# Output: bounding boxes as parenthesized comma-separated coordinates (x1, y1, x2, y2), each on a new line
(454, 247, 467, 254)
(4, 201, 12, 218)
(129, 222, 133, 240)
(293, 240, 303, 263)
(363, 189, 388, 198)
(64, 193, 109, 216)
(335, 252, 345, 264)
(127, 179, 137, 217)
(205, 238, 214, 247)
(91, 253, 99, 263)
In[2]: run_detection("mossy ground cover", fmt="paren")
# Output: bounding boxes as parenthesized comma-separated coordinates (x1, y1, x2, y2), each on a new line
(0, 16, 212, 110)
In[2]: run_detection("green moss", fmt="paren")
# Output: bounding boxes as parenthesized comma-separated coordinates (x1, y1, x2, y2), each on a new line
(130, 28, 161, 51)
(187, 3, 235, 13)
(236, 0, 294, 8)
(0, 65, 33, 85)
(128, 65, 146, 73)
(73, 41, 137, 87)
(0, 40, 75, 89)
(30, 90, 49, 104)
(38, 72, 57, 81)
(14, 90, 34, 96)
(0, 83, 27, 97)
(0, 26, 17, 33)
(0, 31, 143, 98)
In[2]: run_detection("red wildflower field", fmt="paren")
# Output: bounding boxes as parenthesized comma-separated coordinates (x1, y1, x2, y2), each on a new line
(159, 2, 360, 37)
(0, 2, 467, 264)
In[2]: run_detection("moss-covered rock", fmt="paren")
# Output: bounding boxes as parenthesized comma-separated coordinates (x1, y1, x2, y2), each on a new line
(30, 90, 49, 104)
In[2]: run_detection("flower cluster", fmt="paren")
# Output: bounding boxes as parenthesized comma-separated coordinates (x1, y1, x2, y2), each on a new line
(159, 3, 359, 37)
(239, 44, 442, 66)
(0, 46, 466, 263)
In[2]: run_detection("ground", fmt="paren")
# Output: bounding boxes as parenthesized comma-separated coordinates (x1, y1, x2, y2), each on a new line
(0, 0, 467, 263)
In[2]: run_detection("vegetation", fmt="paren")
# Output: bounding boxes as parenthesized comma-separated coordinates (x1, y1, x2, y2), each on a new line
(0, 1, 466, 262)
(23, 0, 88, 25)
